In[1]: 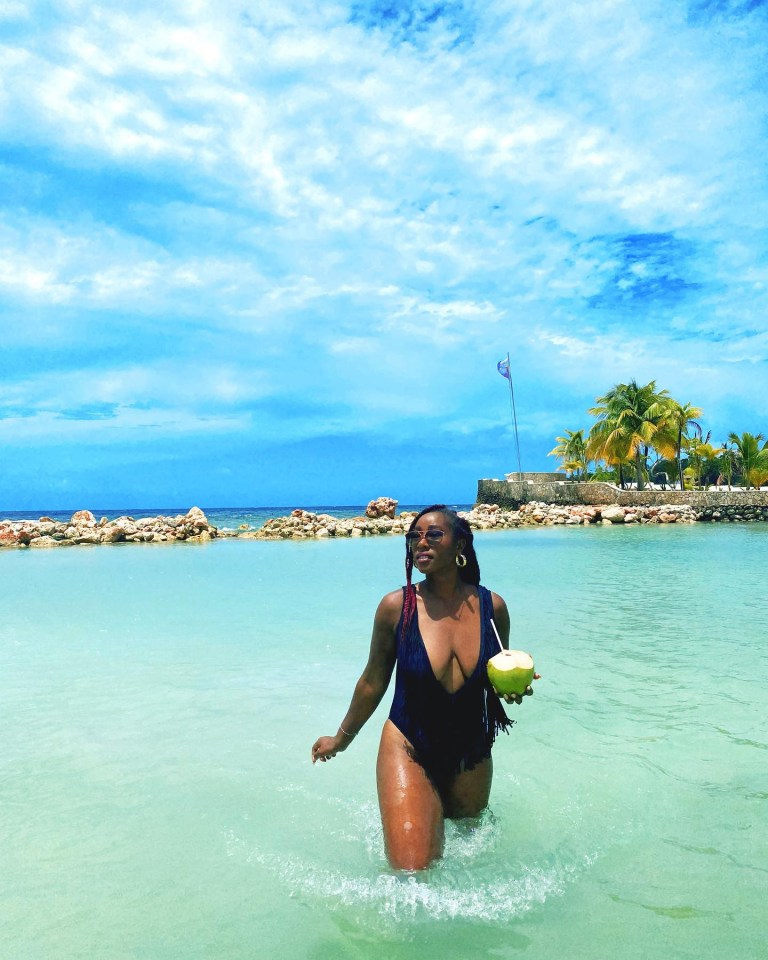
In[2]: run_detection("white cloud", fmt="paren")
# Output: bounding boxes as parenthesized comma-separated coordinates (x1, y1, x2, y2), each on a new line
(0, 361, 274, 420)
(0, 407, 247, 446)
(1, 0, 767, 502)
(382, 297, 504, 346)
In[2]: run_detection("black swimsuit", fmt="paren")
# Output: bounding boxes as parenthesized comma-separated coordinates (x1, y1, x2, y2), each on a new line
(388, 584, 513, 791)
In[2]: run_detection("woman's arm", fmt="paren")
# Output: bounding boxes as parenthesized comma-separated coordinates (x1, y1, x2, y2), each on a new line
(490, 591, 540, 705)
(491, 591, 511, 649)
(311, 590, 401, 763)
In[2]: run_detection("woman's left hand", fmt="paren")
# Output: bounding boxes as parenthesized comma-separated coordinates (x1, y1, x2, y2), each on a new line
(311, 734, 344, 763)
(503, 673, 541, 705)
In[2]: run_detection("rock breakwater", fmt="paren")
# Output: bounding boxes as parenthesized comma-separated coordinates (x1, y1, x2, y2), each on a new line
(2, 499, 765, 549)
(247, 508, 420, 540)
(0, 507, 217, 548)
(466, 502, 700, 527)
(251, 501, 703, 539)
(252, 499, 768, 539)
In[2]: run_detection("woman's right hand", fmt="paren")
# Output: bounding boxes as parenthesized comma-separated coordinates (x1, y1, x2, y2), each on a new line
(311, 735, 345, 764)
(499, 672, 542, 704)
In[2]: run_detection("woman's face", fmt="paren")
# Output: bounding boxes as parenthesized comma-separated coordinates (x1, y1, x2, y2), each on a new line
(408, 511, 464, 574)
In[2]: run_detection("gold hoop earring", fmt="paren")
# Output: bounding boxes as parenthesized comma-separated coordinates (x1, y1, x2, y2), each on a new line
(456, 553, 467, 568)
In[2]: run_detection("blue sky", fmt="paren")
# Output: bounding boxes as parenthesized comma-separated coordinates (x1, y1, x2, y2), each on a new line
(1, 0, 767, 509)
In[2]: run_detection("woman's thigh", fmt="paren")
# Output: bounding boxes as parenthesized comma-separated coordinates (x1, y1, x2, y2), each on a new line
(442, 756, 493, 819)
(376, 720, 444, 871)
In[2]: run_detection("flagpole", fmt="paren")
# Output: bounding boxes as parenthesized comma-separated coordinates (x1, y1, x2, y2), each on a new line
(505, 351, 523, 480)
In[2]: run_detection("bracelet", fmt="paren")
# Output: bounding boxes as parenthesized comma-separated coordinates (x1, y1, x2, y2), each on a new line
(339, 724, 356, 739)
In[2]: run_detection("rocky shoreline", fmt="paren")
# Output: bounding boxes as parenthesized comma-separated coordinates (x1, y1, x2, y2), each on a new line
(249, 498, 768, 539)
(2, 498, 767, 549)
(0, 507, 218, 548)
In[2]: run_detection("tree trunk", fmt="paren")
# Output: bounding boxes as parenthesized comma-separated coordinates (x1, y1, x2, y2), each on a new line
(635, 450, 645, 490)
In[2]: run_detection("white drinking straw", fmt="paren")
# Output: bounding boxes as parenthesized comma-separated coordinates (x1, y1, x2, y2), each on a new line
(490, 619, 505, 654)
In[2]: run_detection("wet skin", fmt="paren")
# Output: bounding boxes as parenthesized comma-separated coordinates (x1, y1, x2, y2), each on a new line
(376, 721, 492, 871)
(311, 511, 537, 870)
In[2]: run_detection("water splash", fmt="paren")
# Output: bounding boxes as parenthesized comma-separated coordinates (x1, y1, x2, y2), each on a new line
(225, 812, 598, 926)
(243, 849, 595, 924)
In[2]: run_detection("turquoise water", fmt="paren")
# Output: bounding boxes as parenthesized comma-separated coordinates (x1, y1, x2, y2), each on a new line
(2, 523, 766, 959)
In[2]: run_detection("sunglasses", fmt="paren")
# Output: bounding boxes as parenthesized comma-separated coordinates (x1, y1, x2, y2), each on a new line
(405, 529, 445, 544)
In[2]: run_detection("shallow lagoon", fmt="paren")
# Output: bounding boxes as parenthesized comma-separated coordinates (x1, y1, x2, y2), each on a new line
(2, 523, 766, 959)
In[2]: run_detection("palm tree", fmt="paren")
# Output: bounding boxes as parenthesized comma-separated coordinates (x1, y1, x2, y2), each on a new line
(718, 441, 737, 489)
(587, 380, 676, 490)
(686, 435, 720, 488)
(727, 432, 768, 489)
(548, 429, 589, 479)
(659, 400, 703, 490)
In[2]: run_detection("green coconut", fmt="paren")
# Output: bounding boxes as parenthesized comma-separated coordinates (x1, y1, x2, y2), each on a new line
(487, 649, 535, 696)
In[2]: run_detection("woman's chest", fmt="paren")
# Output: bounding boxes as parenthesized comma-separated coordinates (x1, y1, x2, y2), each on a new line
(417, 608, 483, 691)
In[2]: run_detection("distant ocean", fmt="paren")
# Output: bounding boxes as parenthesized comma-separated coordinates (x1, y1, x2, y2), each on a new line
(1, 518, 766, 960)
(1, 504, 473, 532)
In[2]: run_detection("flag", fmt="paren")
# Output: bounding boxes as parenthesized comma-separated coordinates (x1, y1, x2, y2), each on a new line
(497, 357, 510, 380)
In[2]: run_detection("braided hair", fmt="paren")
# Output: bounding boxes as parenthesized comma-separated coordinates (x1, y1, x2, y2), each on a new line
(402, 504, 481, 633)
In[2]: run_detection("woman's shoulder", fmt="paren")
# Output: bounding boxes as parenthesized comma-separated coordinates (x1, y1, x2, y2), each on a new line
(485, 587, 508, 614)
(374, 587, 407, 624)
(486, 589, 510, 632)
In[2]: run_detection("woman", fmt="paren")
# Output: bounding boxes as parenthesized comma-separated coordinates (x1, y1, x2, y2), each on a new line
(311, 504, 538, 871)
